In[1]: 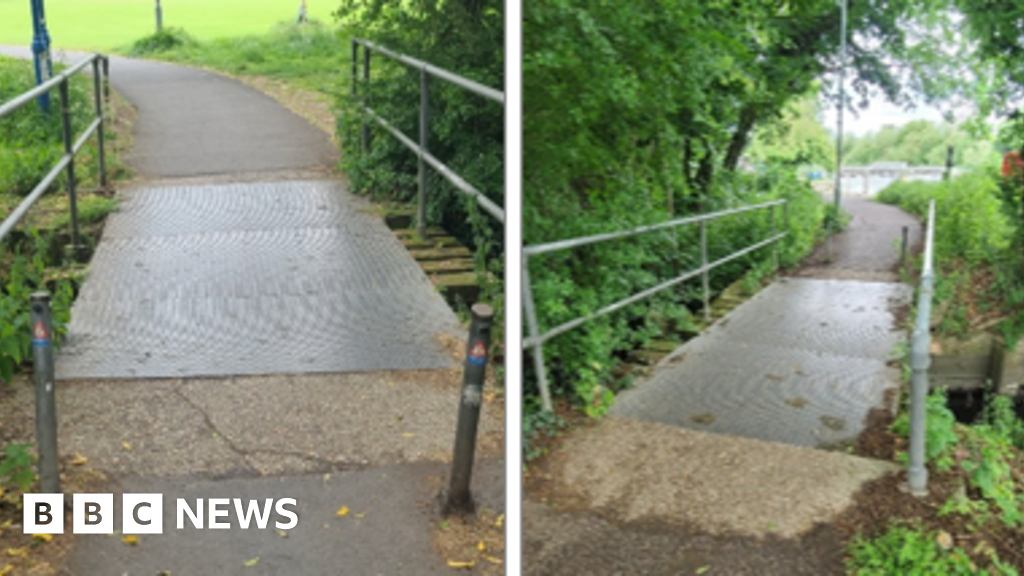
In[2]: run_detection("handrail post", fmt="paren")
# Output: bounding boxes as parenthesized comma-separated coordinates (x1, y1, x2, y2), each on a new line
(907, 199, 936, 497)
(361, 45, 370, 152)
(30, 292, 60, 494)
(700, 220, 710, 322)
(417, 66, 429, 239)
(771, 203, 778, 271)
(523, 261, 553, 412)
(58, 78, 83, 261)
(91, 58, 107, 189)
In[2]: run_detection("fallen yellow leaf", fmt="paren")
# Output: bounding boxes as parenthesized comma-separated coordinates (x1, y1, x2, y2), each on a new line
(336, 506, 349, 517)
(401, 432, 416, 438)
(0, 565, 12, 576)
(0, 520, 11, 530)
(446, 559, 475, 569)
(275, 529, 289, 538)
(5, 549, 26, 558)
(71, 453, 88, 466)
(484, 555, 503, 565)
(477, 541, 485, 552)
(354, 512, 366, 518)
(121, 535, 138, 546)
(32, 534, 52, 543)
(244, 556, 260, 567)
(494, 514, 504, 528)
(121, 441, 132, 451)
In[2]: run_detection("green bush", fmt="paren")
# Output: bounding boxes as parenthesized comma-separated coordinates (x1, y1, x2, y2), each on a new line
(129, 27, 197, 56)
(877, 172, 1023, 343)
(333, 1, 504, 341)
(846, 521, 985, 576)
(0, 56, 94, 197)
(524, 166, 826, 414)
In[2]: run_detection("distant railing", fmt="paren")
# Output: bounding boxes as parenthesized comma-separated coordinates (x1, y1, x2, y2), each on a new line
(523, 199, 788, 412)
(351, 39, 504, 238)
(908, 199, 937, 496)
(0, 53, 109, 256)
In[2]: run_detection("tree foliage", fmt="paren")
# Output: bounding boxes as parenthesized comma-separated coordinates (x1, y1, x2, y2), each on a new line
(332, 0, 505, 329)
(840, 119, 999, 168)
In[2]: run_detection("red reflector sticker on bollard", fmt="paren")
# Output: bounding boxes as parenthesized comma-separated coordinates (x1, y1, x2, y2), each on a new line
(467, 342, 487, 365)
(32, 321, 50, 347)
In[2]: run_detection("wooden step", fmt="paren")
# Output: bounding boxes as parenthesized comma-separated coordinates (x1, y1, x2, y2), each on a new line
(430, 272, 481, 308)
(409, 246, 473, 261)
(420, 259, 476, 274)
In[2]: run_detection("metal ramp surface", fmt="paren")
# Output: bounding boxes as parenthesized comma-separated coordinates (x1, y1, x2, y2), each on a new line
(611, 278, 912, 448)
(57, 180, 460, 379)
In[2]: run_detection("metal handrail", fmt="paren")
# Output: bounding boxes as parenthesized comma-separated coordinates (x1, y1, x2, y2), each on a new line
(0, 53, 110, 253)
(351, 39, 504, 237)
(908, 199, 936, 496)
(523, 199, 789, 412)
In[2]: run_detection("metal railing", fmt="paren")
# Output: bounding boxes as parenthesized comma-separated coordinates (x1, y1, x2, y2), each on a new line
(908, 199, 937, 496)
(0, 53, 109, 257)
(523, 199, 789, 412)
(351, 38, 504, 238)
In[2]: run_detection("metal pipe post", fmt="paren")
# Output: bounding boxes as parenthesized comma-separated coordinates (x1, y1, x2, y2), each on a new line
(443, 303, 494, 516)
(901, 225, 908, 268)
(361, 47, 370, 152)
(30, 292, 60, 494)
(771, 205, 778, 271)
(59, 79, 82, 260)
(907, 271, 933, 496)
(417, 67, 429, 239)
(522, 263, 552, 412)
(829, 0, 848, 262)
(155, 0, 163, 32)
(91, 58, 107, 188)
(908, 200, 936, 496)
(700, 220, 710, 322)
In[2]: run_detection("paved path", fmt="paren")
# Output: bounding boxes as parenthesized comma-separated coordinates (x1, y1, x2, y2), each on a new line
(611, 196, 919, 447)
(2, 47, 460, 378)
(2, 48, 496, 574)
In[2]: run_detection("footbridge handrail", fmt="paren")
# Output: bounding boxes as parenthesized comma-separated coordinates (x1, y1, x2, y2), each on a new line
(351, 39, 504, 236)
(0, 52, 109, 252)
(908, 199, 937, 496)
(523, 199, 789, 412)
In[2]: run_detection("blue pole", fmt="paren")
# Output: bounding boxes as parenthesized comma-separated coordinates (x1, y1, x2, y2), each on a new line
(29, 0, 53, 112)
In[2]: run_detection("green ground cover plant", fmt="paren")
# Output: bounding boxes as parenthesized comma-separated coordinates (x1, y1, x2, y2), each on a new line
(877, 172, 1024, 345)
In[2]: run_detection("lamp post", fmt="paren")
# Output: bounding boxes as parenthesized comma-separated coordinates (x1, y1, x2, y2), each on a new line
(829, 0, 847, 261)
(29, 0, 53, 112)
(155, 0, 163, 33)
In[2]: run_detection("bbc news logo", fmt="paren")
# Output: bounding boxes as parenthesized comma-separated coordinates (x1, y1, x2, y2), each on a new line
(24, 494, 299, 534)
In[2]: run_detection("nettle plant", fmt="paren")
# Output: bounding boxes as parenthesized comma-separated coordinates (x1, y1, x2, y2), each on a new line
(0, 230, 73, 383)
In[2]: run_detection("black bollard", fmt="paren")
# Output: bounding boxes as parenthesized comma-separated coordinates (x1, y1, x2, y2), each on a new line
(441, 303, 493, 516)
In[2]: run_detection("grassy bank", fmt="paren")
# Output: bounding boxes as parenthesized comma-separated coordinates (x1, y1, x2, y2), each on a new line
(124, 22, 350, 96)
(0, 0, 337, 52)
(0, 55, 123, 380)
(877, 172, 1024, 345)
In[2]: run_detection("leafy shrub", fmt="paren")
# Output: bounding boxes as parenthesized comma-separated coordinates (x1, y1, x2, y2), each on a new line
(0, 443, 34, 492)
(878, 172, 1023, 342)
(333, 2, 505, 342)
(846, 521, 983, 576)
(129, 27, 197, 56)
(0, 231, 73, 384)
(0, 57, 94, 197)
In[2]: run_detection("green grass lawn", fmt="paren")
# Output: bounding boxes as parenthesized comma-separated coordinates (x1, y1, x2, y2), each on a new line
(0, 0, 338, 51)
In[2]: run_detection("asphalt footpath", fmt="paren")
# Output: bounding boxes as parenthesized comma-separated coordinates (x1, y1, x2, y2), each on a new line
(525, 195, 918, 572)
(0, 47, 504, 574)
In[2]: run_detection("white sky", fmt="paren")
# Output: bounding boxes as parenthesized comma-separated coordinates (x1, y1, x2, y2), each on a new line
(821, 98, 949, 137)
